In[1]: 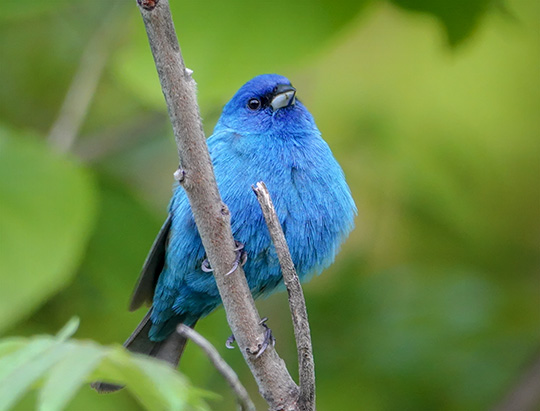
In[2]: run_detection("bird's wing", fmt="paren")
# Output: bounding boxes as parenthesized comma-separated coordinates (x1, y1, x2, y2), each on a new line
(129, 214, 172, 311)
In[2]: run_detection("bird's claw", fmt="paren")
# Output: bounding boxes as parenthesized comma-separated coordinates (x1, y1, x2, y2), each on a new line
(246, 317, 275, 358)
(201, 258, 213, 272)
(225, 241, 248, 276)
(225, 334, 236, 349)
(201, 241, 247, 275)
(173, 167, 185, 182)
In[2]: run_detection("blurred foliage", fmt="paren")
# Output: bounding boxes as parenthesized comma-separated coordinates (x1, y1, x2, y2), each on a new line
(113, 0, 374, 110)
(0, 128, 96, 333)
(0, 318, 209, 411)
(389, 0, 495, 44)
(0, 0, 539, 410)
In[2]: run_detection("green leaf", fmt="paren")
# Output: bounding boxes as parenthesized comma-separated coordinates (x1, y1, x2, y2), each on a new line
(0, 338, 25, 358)
(0, 340, 69, 411)
(389, 0, 497, 45)
(54, 317, 80, 342)
(0, 320, 210, 410)
(38, 343, 104, 411)
(89, 347, 209, 411)
(91, 348, 169, 411)
(34, 173, 166, 342)
(132, 356, 212, 410)
(0, 339, 56, 382)
(0, 129, 96, 333)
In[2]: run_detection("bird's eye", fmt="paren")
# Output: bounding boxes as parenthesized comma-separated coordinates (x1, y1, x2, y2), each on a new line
(247, 98, 261, 111)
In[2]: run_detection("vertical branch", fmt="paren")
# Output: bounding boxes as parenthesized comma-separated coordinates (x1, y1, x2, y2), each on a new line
(135, 0, 299, 409)
(253, 182, 316, 411)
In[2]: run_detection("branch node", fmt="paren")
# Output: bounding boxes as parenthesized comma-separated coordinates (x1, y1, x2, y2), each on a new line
(220, 203, 230, 216)
(137, 0, 159, 11)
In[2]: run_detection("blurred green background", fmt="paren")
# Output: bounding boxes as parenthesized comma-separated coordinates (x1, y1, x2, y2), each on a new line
(1, 0, 539, 409)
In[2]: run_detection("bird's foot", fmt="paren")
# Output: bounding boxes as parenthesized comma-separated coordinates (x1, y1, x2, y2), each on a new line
(201, 258, 213, 272)
(246, 317, 276, 358)
(226, 334, 236, 349)
(225, 241, 248, 276)
(225, 318, 275, 358)
(201, 241, 247, 275)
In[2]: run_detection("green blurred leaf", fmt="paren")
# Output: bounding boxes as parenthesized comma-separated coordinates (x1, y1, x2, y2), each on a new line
(0, 129, 96, 333)
(0, 0, 71, 22)
(90, 346, 210, 410)
(389, 0, 497, 45)
(55, 317, 80, 342)
(0, 321, 210, 411)
(0, 339, 67, 411)
(0, 339, 55, 382)
(91, 349, 210, 411)
(38, 344, 104, 411)
(113, 0, 369, 109)
(34, 173, 166, 342)
(0, 338, 25, 358)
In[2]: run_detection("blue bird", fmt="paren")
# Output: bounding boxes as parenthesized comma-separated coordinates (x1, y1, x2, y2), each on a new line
(93, 74, 356, 392)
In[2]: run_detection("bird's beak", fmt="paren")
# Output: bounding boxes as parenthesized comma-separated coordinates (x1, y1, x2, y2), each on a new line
(271, 84, 296, 111)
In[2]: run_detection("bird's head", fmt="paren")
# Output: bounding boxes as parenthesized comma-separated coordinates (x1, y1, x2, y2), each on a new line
(216, 74, 317, 137)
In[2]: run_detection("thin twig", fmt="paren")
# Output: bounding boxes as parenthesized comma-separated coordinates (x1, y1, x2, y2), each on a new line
(177, 325, 256, 411)
(136, 1, 299, 409)
(492, 349, 540, 411)
(253, 181, 316, 411)
(48, 4, 126, 152)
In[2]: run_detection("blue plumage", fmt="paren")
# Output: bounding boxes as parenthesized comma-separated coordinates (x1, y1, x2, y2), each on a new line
(147, 74, 356, 341)
(92, 74, 356, 394)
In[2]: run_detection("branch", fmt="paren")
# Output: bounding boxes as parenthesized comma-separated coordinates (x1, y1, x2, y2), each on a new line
(136, 0, 299, 409)
(253, 182, 316, 411)
(492, 349, 540, 411)
(177, 325, 255, 411)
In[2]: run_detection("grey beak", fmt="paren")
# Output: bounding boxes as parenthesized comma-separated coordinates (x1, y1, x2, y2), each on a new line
(271, 84, 296, 110)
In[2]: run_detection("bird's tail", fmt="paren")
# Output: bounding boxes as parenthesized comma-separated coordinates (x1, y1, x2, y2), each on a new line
(91, 309, 195, 393)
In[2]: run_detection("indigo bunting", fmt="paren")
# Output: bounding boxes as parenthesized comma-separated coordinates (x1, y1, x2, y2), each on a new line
(93, 74, 356, 392)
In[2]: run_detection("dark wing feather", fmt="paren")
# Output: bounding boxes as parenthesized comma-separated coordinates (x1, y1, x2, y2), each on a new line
(129, 214, 172, 311)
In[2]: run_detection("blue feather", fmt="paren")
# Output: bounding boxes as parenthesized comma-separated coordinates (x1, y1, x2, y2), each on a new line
(148, 74, 356, 341)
